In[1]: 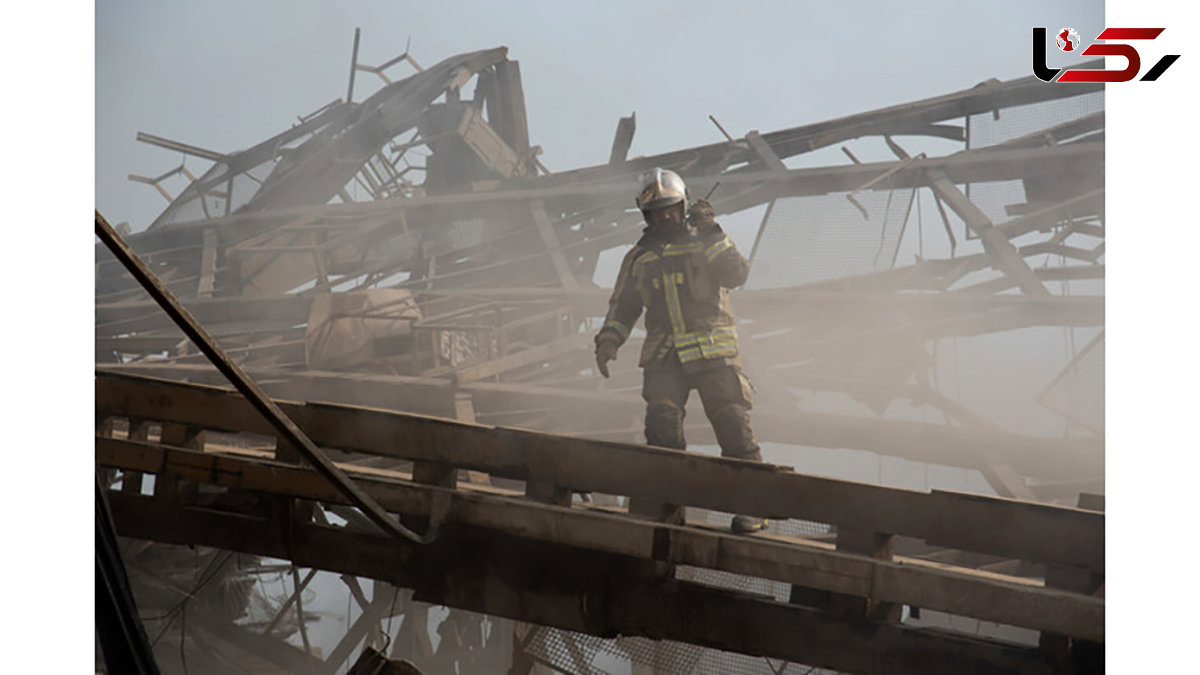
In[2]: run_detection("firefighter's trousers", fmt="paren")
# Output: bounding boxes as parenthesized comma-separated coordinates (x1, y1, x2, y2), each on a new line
(641, 356, 761, 462)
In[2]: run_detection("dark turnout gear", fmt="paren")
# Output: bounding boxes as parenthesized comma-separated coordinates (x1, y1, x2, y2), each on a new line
(645, 400, 686, 450)
(595, 217, 750, 371)
(641, 355, 760, 461)
(595, 168, 766, 534)
(710, 405, 761, 461)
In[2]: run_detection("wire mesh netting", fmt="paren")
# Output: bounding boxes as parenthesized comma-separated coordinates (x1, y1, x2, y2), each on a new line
(746, 187, 915, 289)
(963, 90, 1104, 233)
(967, 91, 1104, 149)
(968, 91, 1105, 431)
(1038, 331, 1104, 434)
(151, 156, 283, 228)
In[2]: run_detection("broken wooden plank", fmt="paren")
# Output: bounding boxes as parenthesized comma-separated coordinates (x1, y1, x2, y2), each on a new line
(196, 228, 218, 298)
(745, 130, 788, 172)
(489, 60, 531, 157)
(608, 113, 636, 165)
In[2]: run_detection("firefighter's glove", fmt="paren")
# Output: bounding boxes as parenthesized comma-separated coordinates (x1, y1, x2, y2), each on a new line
(595, 339, 619, 379)
(688, 199, 719, 234)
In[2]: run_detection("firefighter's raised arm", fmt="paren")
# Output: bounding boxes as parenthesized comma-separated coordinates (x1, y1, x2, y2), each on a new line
(689, 199, 750, 288)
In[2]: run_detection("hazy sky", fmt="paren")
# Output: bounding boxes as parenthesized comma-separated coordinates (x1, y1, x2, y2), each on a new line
(96, 0, 1104, 230)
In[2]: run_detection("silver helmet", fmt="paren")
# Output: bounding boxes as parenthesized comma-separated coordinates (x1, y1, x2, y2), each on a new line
(635, 168, 689, 212)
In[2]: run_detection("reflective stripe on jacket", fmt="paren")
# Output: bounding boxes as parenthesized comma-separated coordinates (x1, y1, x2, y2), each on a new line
(597, 225, 750, 369)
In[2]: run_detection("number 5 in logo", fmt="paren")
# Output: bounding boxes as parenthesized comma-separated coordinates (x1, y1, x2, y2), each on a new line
(1033, 27, 1180, 83)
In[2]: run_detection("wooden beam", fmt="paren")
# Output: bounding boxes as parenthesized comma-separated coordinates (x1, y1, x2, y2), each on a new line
(197, 228, 218, 298)
(745, 130, 788, 172)
(117, 142, 1101, 251)
(996, 189, 1104, 239)
(262, 567, 318, 636)
(831, 528, 901, 621)
(1029, 478, 1105, 502)
(924, 168, 1050, 297)
(457, 106, 525, 178)
(608, 113, 636, 165)
(105, 490, 1067, 674)
(136, 131, 226, 162)
(96, 363, 1101, 482)
(97, 294, 313, 335)
(97, 436, 1103, 641)
(517, 68, 1100, 195)
(610, 578, 1055, 675)
(322, 591, 391, 674)
(98, 363, 458, 417)
(95, 371, 1104, 573)
(490, 60, 531, 156)
(453, 334, 589, 384)
(529, 199, 579, 289)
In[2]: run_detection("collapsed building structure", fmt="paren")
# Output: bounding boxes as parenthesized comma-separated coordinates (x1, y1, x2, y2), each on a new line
(96, 38, 1105, 674)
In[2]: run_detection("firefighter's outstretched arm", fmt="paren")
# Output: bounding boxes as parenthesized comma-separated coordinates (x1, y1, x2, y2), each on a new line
(595, 247, 644, 378)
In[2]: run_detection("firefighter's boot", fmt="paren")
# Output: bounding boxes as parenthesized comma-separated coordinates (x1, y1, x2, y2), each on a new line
(712, 404, 768, 534)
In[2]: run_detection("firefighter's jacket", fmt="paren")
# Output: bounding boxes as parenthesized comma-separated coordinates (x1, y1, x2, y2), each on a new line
(596, 224, 750, 371)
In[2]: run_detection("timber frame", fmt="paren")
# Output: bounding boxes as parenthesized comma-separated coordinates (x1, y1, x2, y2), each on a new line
(97, 371, 1101, 674)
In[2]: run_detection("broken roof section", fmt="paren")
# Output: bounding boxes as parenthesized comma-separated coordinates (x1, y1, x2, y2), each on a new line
(147, 46, 525, 227)
(101, 40, 1104, 500)
(141, 44, 1101, 231)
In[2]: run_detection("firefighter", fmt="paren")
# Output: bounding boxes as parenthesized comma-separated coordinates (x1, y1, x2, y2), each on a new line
(594, 168, 766, 534)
